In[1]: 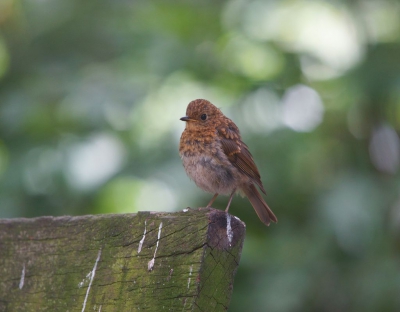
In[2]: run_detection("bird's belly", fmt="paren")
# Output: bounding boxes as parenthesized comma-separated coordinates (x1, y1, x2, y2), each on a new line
(181, 155, 237, 195)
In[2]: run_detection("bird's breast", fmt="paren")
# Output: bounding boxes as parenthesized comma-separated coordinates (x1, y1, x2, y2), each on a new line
(179, 129, 216, 156)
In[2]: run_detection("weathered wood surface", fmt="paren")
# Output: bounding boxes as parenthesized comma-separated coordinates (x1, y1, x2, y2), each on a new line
(0, 208, 246, 312)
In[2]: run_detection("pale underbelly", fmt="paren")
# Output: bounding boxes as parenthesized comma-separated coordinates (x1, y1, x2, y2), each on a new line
(181, 155, 237, 195)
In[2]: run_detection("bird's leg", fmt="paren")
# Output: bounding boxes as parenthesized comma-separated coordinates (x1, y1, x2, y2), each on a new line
(225, 188, 236, 212)
(206, 193, 219, 208)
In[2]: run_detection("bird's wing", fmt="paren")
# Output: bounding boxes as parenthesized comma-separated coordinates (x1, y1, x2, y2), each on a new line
(218, 126, 266, 194)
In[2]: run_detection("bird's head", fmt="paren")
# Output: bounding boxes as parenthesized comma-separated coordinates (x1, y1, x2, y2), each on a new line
(180, 99, 223, 130)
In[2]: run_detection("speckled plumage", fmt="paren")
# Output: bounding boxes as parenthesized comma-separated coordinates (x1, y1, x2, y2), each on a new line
(179, 99, 277, 226)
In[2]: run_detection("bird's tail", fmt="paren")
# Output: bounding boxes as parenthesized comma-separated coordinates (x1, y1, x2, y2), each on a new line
(243, 183, 278, 226)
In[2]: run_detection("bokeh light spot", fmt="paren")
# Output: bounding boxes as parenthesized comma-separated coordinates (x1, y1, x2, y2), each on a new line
(241, 0, 364, 79)
(222, 35, 284, 80)
(369, 124, 400, 174)
(97, 177, 142, 214)
(66, 133, 126, 190)
(282, 84, 324, 132)
(240, 88, 282, 134)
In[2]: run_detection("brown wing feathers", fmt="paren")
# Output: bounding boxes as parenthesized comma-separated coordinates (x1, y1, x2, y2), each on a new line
(219, 134, 266, 194)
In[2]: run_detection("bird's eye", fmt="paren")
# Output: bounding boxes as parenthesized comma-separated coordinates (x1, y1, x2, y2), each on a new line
(200, 114, 207, 121)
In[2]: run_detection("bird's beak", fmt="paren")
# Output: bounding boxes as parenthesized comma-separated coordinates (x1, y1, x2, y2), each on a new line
(180, 116, 191, 122)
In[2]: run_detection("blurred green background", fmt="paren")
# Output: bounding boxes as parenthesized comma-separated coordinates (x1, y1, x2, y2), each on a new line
(1, 0, 400, 311)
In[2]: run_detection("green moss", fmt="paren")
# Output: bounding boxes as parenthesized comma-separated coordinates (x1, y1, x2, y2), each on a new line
(0, 209, 245, 311)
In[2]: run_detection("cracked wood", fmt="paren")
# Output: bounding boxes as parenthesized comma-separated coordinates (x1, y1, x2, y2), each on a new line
(0, 208, 245, 312)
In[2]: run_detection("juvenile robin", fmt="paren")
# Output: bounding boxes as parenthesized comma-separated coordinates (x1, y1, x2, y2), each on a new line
(179, 99, 277, 226)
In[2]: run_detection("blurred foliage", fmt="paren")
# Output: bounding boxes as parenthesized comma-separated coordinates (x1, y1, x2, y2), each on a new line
(1, 0, 400, 311)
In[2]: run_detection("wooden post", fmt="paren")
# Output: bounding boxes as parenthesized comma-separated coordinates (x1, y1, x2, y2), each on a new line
(0, 208, 245, 311)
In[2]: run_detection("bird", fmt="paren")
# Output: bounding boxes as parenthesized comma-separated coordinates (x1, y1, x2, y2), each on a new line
(179, 99, 277, 226)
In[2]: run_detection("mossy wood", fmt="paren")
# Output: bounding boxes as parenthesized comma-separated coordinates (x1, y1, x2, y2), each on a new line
(0, 208, 246, 311)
